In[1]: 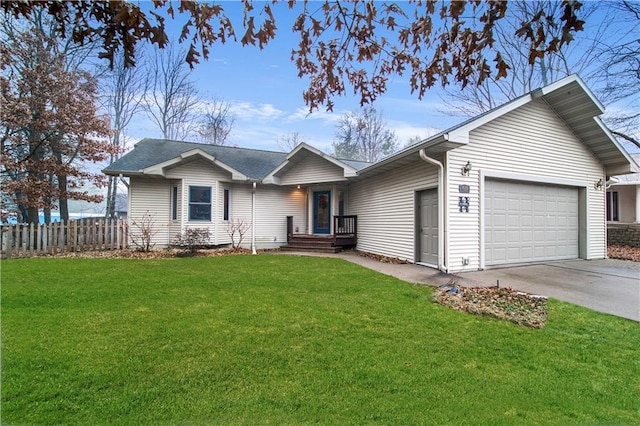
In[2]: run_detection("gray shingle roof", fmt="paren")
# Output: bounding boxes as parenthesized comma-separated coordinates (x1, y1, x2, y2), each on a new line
(104, 139, 289, 180)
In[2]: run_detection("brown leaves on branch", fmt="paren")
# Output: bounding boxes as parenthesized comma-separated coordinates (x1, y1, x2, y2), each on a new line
(2, 1, 585, 111)
(0, 30, 113, 223)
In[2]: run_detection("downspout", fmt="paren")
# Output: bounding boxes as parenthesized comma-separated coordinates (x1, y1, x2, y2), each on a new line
(251, 181, 257, 254)
(419, 149, 448, 273)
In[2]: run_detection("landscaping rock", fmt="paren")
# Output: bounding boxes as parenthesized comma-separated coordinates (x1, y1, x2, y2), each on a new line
(607, 244, 640, 262)
(433, 284, 548, 328)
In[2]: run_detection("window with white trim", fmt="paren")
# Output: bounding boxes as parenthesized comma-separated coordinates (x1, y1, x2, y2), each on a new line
(223, 189, 230, 221)
(189, 186, 212, 221)
(606, 191, 619, 222)
(171, 185, 179, 221)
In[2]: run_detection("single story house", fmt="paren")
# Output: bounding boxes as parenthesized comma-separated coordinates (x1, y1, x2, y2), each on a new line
(104, 75, 637, 273)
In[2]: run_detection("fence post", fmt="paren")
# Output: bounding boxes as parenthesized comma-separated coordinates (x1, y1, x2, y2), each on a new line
(70, 220, 76, 252)
(0, 218, 130, 257)
(1, 225, 8, 259)
(42, 222, 48, 255)
(36, 222, 42, 255)
(79, 219, 84, 251)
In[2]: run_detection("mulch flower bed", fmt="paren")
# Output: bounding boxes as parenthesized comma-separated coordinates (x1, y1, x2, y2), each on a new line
(44, 248, 254, 259)
(433, 284, 548, 328)
(356, 251, 410, 264)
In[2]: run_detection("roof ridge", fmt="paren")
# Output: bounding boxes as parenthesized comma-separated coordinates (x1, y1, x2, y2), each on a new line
(139, 138, 286, 155)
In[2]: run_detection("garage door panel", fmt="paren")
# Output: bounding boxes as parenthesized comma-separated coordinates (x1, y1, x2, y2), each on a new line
(485, 179, 579, 265)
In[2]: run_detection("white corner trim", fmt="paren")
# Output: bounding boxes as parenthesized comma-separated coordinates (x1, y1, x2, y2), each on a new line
(479, 169, 485, 270)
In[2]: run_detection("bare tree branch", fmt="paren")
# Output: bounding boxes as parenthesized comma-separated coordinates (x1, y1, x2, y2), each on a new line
(142, 42, 200, 141)
(332, 106, 398, 162)
(276, 131, 306, 152)
(197, 99, 235, 145)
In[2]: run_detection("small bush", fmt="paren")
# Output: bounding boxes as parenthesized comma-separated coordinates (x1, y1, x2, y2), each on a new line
(225, 218, 250, 250)
(129, 211, 157, 252)
(171, 228, 211, 255)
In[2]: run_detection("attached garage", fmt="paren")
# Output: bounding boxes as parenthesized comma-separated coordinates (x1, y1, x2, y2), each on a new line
(484, 179, 580, 265)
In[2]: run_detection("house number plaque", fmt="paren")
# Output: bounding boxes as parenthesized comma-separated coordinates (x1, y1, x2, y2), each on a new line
(458, 196, 470, 213)
(458, 184, 470, 193)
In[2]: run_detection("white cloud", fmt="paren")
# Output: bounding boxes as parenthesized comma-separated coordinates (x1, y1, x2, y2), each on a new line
(228, 101, 285, 121)
(284, 106, 343, 125)
(388, 121, 442, 145)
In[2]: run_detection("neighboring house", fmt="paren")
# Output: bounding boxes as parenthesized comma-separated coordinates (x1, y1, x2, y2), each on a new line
(607, 153, 640, 223)
(104, 75, 637, 273)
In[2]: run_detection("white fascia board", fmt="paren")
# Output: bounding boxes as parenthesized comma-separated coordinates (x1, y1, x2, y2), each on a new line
(298, 142, 359, 176)
(142, 157, 182, 176)
(143, 148, 249, 180)
(593, 117, 640, 174)
(356, 135, 448, 175)
(262, 160, 292, 183)
(610, 181, 640, 186)
(263, 176, 280, 184)
(540, 74, 605, 113)
(264, 142, 358, 183)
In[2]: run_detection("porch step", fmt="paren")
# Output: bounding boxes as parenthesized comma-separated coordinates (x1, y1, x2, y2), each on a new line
(280, 235, 342, 253)
(280, 245, 342, 253)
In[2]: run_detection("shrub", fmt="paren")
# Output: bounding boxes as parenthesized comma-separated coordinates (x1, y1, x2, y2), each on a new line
(171, 228, 211, 255)
(129, 211, 157, 252)
(225, 218, 250, 250)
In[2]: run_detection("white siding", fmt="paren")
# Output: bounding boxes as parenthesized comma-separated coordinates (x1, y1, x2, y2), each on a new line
(448, 99, 606, 271)
(349, 159, 439, 261)
(167, 181, 182, 242)
(129, 177, 172, 247)
(216, 183, 232, 243)
(279, 154, 346, 185)
(165, 159, 232, 245)
(224, 184, 306, 248)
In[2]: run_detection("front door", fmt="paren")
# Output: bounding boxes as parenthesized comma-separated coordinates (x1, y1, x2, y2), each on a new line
(418, 189, 438, 265)
(313, 191, 331, 234)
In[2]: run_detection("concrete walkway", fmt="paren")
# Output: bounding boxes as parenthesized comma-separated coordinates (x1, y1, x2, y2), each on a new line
(280, 251, 640, 322)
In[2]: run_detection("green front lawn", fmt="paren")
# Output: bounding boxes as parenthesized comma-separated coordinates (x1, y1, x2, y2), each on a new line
(2, 256, 639, 424)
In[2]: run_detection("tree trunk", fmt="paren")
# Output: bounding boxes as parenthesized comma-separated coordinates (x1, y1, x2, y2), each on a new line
(27, 206, 39, 224)
(43, 207, 51, 224)
(105, 175, 118, 219)
(57, 173, 69, 223)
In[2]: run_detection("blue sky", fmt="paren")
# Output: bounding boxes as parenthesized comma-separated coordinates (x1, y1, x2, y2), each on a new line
(125, 1, 638, 155)
(127, 2, 464, 153)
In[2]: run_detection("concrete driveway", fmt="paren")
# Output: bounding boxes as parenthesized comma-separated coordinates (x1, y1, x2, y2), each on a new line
(281, 251, 639, 322)
(455, 259, 640, 322)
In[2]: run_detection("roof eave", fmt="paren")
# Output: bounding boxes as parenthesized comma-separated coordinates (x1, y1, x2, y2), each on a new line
(263, 143, 359, 183)
(139, 148, 249, 180)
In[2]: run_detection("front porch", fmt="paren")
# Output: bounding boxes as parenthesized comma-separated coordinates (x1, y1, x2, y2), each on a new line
(281, 215, 357, 253)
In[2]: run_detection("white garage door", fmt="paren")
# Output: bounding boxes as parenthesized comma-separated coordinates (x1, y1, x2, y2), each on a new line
(485, 179, 579, 265)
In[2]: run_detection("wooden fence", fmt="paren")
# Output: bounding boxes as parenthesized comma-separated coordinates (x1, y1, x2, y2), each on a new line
(1, 218, 128, 259)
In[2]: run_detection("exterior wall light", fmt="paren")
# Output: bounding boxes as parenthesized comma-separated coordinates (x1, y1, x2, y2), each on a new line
(461, 161, 472, 176)
(594, 178, 605, 190)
